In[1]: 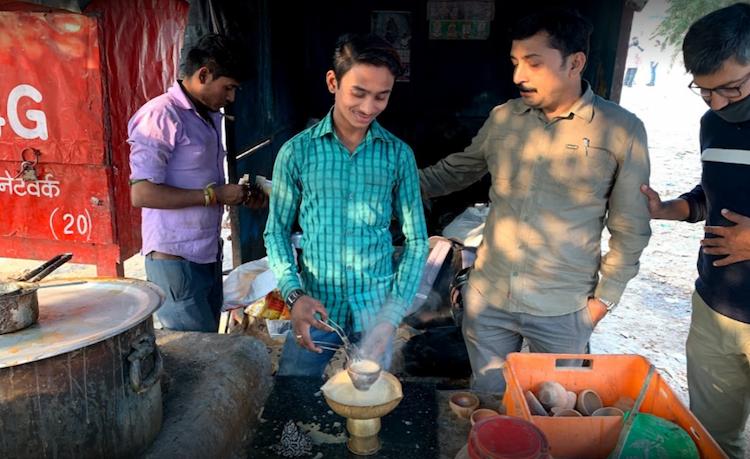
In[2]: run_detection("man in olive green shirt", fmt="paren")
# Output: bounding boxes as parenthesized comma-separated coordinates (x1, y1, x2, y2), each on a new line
(421, 10, 651, 393)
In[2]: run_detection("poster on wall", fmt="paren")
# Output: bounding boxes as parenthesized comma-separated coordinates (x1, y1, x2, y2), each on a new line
(427, 1, 494, 40)
(371, 10, 411, 82)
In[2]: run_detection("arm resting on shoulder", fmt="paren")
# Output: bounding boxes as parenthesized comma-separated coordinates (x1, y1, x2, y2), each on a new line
(419, 111, 498, 199)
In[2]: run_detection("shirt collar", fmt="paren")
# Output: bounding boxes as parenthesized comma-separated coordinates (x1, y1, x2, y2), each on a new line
(167, 81, 194, 110)
(312, 108, 391, 143)
(167, 81, 222, 123)
(511, 81, 595, 123)
(311, 109, 335, 139)
(567, 81, 595, 122)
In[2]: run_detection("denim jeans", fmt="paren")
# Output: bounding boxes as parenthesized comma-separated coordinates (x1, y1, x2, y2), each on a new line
(276, 323, 395, 378)
(145, 254, 223, 332)
(624, 67, 637, 87)
(277, 327, 358, 377)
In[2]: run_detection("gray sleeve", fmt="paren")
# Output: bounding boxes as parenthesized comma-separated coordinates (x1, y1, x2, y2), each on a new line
(594, 117, 653, 303)
(419, 115, 493, 199)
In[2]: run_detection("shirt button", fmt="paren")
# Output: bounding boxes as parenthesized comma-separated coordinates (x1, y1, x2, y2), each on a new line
(512, 272, 519, 277)
(346, 265, 353, 270)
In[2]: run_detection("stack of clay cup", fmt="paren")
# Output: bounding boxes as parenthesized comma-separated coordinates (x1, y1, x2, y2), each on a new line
(524, 381, 626, 418)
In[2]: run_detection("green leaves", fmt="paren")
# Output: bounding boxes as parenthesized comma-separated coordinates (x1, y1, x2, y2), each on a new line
(653, 0, 749, 61)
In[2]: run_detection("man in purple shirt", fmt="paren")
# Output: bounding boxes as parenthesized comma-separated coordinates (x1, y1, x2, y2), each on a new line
(128, 34, 264, 332)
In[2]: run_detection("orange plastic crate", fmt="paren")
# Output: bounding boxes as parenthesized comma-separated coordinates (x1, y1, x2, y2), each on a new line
(502, 353, 727, 459)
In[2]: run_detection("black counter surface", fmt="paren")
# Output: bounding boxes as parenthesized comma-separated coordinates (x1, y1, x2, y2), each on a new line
(250, 376, 439, 458)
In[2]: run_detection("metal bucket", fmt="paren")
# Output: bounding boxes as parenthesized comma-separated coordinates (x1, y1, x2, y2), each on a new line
(0, 253, 72, 334)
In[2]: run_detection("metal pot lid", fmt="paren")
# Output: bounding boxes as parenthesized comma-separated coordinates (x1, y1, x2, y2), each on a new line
(0, 278, 164, 368)
(0, 281, 21, 296)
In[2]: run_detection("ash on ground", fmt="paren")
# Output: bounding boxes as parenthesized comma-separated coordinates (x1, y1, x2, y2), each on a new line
(270, 421, 313, 458)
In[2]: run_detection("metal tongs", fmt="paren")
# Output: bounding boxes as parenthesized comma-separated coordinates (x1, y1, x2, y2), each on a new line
(311, 341, 346, 353)
(317, 317, 358, 359)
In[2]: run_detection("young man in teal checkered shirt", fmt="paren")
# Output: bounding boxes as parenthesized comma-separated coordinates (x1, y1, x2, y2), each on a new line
(264, 34, 429, 377)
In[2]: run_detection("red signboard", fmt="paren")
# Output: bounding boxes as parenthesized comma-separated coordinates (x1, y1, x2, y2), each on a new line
(0, 2, 188, 276)
(2, 163, 114, 244)
(0, 12, 111, 249)
(0, 12, 105, 165)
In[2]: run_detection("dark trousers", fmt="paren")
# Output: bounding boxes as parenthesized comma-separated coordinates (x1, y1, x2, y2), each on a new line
(624, 67, 637, 87)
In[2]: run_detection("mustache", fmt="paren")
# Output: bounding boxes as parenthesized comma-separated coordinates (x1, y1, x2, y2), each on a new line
(517, 85, 536, 93)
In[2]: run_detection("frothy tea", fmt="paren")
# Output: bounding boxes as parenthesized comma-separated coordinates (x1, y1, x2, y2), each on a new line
(351, 359, 380, 374)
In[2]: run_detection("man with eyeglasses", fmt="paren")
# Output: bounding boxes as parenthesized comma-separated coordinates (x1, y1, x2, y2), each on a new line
(640, 4, 750, 457)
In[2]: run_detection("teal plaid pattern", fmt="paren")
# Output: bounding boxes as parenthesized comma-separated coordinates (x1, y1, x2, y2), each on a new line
(264, 112, 428, 332)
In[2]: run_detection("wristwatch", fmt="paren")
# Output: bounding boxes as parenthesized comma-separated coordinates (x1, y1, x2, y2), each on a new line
(285, 289, 305, 309)
(596, 297, 617, 312)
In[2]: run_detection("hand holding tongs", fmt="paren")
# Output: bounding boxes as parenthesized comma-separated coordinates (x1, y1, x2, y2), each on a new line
(317, 317, 358, 359)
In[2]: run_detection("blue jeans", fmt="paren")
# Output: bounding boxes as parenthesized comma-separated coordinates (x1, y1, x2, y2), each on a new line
(145, 254, 223, 332)
(277, 327, 362, 377)
(277, 317, 398, 377)
(648, 62, 658, 85)
(624, 67, 637, 87)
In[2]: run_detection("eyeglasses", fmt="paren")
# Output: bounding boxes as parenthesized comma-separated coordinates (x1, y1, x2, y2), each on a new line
(688, 71, 750, 100)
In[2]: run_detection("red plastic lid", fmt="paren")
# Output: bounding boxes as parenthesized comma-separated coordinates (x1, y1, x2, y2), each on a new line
(468, 415, 550, 459)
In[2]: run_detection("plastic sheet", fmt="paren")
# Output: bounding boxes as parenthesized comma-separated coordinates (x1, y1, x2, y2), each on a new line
(223, 257, 277, 309)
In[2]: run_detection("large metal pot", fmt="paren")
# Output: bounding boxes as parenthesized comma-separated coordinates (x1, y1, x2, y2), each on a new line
(0, 278, 165, 459)
(0, 253, 72, 334)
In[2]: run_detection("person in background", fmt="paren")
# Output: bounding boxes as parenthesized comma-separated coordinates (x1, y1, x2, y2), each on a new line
(129, 34, 266, 332)
(646, 39, 662, 87)
(264, 33, 428, 376)
(640, 4, 750, 457)
(420, 9, 651, 394)
(624, 36, 644, 87)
